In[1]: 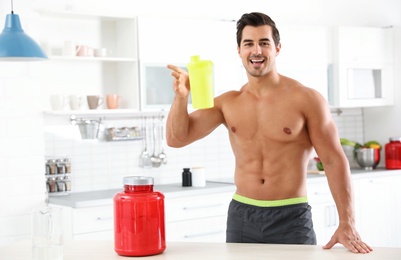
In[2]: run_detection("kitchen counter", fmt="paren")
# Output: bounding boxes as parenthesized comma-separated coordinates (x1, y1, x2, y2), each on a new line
(49, 181, 236, 208)
(49, 168, 400, 208)
(1, 240, 400, 260)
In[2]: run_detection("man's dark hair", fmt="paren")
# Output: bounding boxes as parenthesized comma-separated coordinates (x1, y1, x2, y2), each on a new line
(236, 12, 280, 47)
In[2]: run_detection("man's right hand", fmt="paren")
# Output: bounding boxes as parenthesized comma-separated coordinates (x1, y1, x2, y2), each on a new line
(167, 64, 190, 98)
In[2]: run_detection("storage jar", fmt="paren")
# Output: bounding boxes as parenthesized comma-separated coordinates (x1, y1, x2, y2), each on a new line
(114, 176, 165, 256)
(385, 137, 401, 169)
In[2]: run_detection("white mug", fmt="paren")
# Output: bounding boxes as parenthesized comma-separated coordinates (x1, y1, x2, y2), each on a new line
(68, 95, 83, 110)
(94, 48, 108, 57)
(50, 95, 66, 111)
(63, 41, 78, 56)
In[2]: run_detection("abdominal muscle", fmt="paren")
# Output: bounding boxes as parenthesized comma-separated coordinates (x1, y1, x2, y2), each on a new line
(231, 141, 312, 201)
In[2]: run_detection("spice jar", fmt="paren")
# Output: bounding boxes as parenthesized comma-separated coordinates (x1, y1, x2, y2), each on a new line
(56, 159, 65, 174)
(47, 177, 57, 193)
(63, 158, 71, 173)
(63, 175, 71, 192)
(385, 137, 401, 169)
(46, 159, 57, 175)
(114, 176, 166, 256)
(56, 177, 66, 192)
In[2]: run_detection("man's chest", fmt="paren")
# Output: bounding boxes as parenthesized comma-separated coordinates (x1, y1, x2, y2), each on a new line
(223, 98, 307, 142)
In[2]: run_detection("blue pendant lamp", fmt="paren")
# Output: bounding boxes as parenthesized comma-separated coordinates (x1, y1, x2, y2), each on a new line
(0, 0, 47, 61)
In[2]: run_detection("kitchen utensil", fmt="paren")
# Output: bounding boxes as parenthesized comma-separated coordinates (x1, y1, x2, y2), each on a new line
(139, 117, 151, 168)
(150, 118, 162, 167)
(158, 115, 167, 164)
(355, 147, 380, 170)
(77, 119, 101, 139)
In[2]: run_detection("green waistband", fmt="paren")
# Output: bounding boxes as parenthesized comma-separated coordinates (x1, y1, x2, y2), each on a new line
(233, 194, 308, 207)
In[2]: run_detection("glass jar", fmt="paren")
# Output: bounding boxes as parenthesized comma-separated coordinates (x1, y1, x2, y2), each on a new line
(63, 158, 71, 173)
(46, 159, 57, 175)
(113, 176, 166, 257)
(385, 137, 401, 169)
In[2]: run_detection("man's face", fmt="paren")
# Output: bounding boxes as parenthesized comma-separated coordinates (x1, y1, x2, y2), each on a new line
(237, 25, 281, 77)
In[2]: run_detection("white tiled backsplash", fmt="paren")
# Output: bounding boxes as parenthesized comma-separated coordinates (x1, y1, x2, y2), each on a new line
(44, 108, 364, 193)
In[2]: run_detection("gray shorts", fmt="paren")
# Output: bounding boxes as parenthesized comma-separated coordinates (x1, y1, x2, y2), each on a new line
(226, 196, 317, 244)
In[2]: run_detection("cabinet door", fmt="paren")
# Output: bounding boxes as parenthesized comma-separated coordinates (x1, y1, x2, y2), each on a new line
(310, 202, 338, 245)
(307, 181, 338, 245)
(337, 26, 393, 64)
(166, 216, 226, 242)
(329, 26, 394, 107)
(277, 25, 329, 100)
(355, 176, 397, 247)
(72, 205, 114, 235)
(165, 192, 232, 222)
(137, 16, 243, 110)
(393, 174, 401, 247)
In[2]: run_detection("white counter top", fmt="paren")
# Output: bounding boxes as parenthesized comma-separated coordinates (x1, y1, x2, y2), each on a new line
(49, 181, 236, 208)
(1, 240, 400, 260)
(48, 168, 401, 208)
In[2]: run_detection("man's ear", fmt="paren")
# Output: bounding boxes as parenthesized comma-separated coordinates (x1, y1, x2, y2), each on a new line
(275, 42, 281, 57)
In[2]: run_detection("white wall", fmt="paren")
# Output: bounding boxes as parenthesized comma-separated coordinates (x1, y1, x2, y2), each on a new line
(0, 0, 400, 245)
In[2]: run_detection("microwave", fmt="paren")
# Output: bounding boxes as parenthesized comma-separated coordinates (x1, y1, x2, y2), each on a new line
(139, 62, 192, 111)
(328, 62, 394, 107)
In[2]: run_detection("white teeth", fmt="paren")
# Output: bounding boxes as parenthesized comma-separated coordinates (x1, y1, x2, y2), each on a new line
(251, 59, 264, 63)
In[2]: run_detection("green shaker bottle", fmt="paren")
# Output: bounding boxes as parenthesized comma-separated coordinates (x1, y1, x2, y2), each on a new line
(187, 55, 214, 109)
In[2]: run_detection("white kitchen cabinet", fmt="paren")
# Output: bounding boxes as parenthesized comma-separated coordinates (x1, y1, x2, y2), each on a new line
(137, 16, 243, 110)
(307, 179, 338, 245)
(52, 204, 114, 240)
(353, 172, 401, 247)
(329, 26, 394, 107)
(36, 8, 140, 110)
(165, 191, 233, 242)
(276, 25, 329, 100)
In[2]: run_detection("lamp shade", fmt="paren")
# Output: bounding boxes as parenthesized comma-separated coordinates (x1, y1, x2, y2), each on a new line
(0, 13, 48, 61)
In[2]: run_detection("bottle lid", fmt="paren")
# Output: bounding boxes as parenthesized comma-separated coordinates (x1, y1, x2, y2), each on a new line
(390, 137, 401, 141)
(123, 176, 153, 186)
(183, 168, 190, 171)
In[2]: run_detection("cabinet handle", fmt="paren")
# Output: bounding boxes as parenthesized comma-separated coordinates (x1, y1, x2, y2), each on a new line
(331, 205, 337, 227)
(184, 230, 224, 239)
(182, 203, 223, 210)
(324, 206, 331, 227)
(96, 217, 113, 221)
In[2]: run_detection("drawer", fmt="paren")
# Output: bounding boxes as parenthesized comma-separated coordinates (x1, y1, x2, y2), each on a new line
(307, 182, 333, 204)
(165, 192, 233, 222)
(166, 216, 226, 242)
(72, 205, 114, 234)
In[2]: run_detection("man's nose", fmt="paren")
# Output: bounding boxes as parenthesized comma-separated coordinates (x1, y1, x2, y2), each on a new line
(252, 44, 262, 55)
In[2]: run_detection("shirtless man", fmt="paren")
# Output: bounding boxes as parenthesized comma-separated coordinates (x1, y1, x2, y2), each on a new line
(166, 12, 372, 254)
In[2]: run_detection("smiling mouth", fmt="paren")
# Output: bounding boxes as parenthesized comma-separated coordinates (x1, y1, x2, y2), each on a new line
(250, 58, 265, 64)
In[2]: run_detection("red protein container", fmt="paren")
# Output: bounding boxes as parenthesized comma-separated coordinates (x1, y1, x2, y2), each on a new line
(385, 137, 401, 169)
(114, 176, 166, 256)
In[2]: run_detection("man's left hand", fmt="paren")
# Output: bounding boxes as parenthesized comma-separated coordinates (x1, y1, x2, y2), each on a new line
(323, 223, 373, 254)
